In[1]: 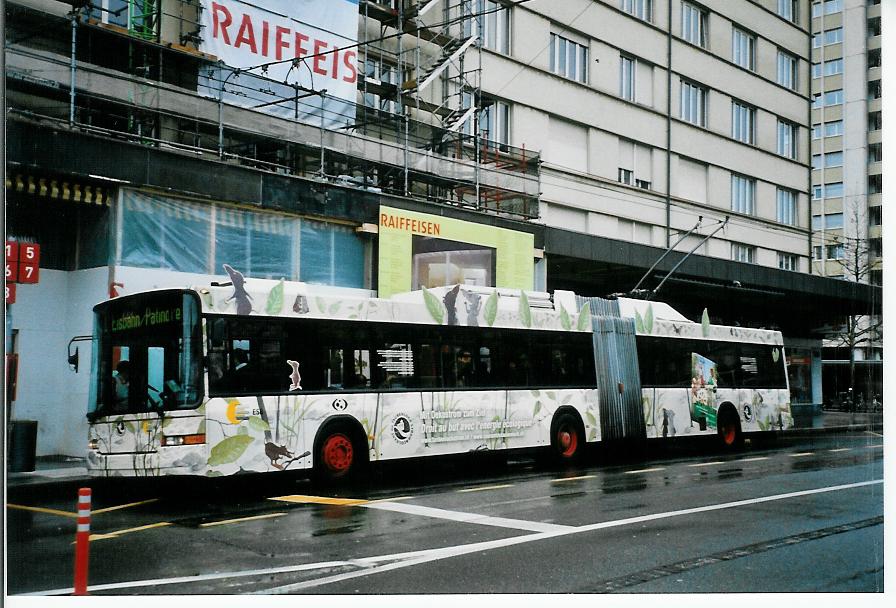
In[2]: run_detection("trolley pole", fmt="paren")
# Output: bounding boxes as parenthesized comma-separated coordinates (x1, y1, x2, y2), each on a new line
(73, 487, 92, 595)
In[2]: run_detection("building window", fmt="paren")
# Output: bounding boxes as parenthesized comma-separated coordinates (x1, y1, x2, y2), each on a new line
(812, 0, 843, 17)
(731, 101, 755, 144)
(362, 57, 398, 114)
(870, 238, 882, 258)
(813, 182, 843, 199)
(777, 120, 797, 159)
(463, 1, 511, 54)
(813, 89, 843, 108)
(813, 27, 843, 47)
(732, 27, 756, 70)
(777, 50, 798, 90)
(636, 178, 651, 190)
(869, 111, 882, 131)
(868, 49, 881, 68)
(680, 80, 707, 126)
(622, 0, 652, 22)
(868, 206, 882, 226)
(731, 174, 756, 215)
(812, 120, 843, 138)
(812, 58, 843, 78)
(827, 244, 844, 260)
(620, 55, 636, 101)
(618, 168, 634, 185)
(869, 142, 882, 163)
(480, 98, 510, 145)
(812, 152, 843, 169)
(681, 3, 707, 47)
(778, 253, 798, 271)
(868, 16, 881, 37)
(869, 174, 882, 194)
(777, 0, 798, 22)
(776, 188, 798, 225)
(550, 33, 588, 83)
(732, 243, 756, 263)
(868, 80, 881, 100)
(812, 213, 843, 230)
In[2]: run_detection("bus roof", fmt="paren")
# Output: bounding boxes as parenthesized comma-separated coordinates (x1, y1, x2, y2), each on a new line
(187, 275, 781, 344)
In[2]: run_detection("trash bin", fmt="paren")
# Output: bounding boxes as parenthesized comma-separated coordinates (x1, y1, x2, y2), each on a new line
(8, 419, 38, 472)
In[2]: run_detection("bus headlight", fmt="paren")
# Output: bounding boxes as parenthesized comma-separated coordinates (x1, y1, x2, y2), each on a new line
(160, 434, 206, 447)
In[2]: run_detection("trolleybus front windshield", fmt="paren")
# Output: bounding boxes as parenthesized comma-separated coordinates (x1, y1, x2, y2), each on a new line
(89, 291, 203, 418)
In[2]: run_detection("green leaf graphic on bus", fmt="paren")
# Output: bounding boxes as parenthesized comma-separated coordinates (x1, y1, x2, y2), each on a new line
(208, 435, 254, 466)
(701, 308, 710, 337)
(316, 297, 327, 314)
(533, 401, 542, 417)
(422, 287, 444, 324)
(266, 280, 284, 315)
(585, 410, 597, 427)
(484, 290, 499, 326)
(248, 416, 270, 432)
(577, 301, 591, 331)
(519, 291, 532, 328)
(559, 305, 571, 330)
(635, 310, 645, 333)
(772, 348, 780, 363)
(645, 304, 654, 334)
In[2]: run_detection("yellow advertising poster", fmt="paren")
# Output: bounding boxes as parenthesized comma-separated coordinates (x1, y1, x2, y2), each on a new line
(377, 206, 534, 298)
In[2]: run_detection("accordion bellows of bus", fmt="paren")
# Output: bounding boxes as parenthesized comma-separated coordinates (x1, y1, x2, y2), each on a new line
(85, 272, 792, 480)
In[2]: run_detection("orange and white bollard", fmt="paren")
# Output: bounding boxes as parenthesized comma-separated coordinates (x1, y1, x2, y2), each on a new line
(73, 487, 91, 595)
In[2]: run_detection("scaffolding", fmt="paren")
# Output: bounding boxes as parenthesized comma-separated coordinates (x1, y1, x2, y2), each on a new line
(5, 0, 540, 218)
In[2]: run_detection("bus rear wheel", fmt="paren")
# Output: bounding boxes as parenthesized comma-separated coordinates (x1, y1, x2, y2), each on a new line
(717, 409, 743, 450)
(551, 412, 585, 464)
(314, 425, 366, 484)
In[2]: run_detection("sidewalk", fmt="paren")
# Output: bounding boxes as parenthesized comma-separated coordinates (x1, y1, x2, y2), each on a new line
(5, 410, 883, 491)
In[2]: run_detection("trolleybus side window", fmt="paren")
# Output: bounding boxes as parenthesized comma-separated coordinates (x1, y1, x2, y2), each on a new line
(207, 316, 597, 394)
(637, 336, 787, 389)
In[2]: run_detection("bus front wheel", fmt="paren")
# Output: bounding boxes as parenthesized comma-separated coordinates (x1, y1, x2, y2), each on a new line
(551, 412, 585, 464)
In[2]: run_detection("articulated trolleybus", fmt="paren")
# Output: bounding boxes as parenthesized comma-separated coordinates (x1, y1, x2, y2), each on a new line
(86, 273, 792, 480)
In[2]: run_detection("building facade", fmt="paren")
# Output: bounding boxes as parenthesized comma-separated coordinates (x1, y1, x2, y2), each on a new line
(4, 0, 878, 456)
(809, 0, 882, 400)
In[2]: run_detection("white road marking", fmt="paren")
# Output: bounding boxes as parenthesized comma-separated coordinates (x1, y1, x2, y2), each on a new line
(458, 484, 514, 493)
(624, 467, 666, 474)
(738, 456, 769, 463)
(550, 474, 595, 483)
(828, 448, 851, 453)
(867, 444, 883, 449)
(199, 513, 286, 528)
(362, 501, 574, 534)
(688, 461, 724, 468)
(20, 479, 883, 596)
(791, 452, 814, 457)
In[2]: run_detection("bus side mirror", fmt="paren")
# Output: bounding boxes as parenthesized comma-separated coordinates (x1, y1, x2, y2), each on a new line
(68, 347, 79, 372)
(67, 335, 92, 373)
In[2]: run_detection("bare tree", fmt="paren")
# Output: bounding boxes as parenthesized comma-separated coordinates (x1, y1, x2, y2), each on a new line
(821, 200, 882, 403)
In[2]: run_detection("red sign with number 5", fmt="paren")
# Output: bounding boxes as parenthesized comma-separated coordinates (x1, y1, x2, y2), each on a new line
(17, 243, 40, 284)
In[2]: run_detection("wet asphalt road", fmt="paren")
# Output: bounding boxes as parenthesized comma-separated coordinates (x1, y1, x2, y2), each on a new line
(6, 431, 884, 595)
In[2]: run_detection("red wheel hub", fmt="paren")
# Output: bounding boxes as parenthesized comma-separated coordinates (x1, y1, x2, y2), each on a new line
(720, 423, 736, 446)
(557, 426, 578, 457)
(322, 433, 353, 473)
